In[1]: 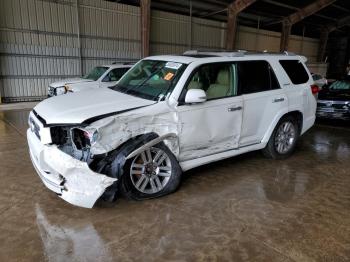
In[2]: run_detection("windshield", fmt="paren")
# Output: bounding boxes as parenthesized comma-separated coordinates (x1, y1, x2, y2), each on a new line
(83, 66, 108, 81)
(329, 80, 350, 90)
(109, 60, 186, 101)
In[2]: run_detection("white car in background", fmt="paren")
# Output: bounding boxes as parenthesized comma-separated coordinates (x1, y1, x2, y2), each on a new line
(28, 51, 317, 208)
(311, 73, 327, 88)
(48, 63, 133, 96)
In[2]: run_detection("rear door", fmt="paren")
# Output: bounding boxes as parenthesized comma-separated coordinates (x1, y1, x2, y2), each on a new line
(237, 60, 288, 146)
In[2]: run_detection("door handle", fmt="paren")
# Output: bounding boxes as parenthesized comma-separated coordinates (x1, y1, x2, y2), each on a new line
(228, 106, 242, 112)
(273, 98, 285, 103)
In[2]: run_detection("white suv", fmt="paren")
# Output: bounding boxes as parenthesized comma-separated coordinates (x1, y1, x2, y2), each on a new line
(48, 63, 133, 96)
(27, 51, 316, 208)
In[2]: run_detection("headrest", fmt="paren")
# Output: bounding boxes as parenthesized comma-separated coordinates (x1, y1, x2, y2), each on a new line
(217, 69, 229, 85)
(188, 81, 202, 89)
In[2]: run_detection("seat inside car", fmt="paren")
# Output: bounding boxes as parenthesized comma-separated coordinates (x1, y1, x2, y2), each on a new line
(188, 73, 203, 90)
(206, 68, 231, 99)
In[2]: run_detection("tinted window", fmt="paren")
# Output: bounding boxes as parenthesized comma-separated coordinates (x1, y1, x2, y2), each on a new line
(83, 66, 108, 81)
(329, 80, 350, 90)
(312, 74, 321, 81)
(185, 63, 236, 100)
(237, 61, 280, 95)
(279, 60, 309, 84)
(104, 68, 130, 82)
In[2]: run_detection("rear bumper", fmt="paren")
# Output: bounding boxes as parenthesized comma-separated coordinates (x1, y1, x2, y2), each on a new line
(27, 129, 117, 208)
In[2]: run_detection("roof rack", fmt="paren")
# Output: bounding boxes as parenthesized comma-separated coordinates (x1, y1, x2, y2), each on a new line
(260, 50, 296, 56)
(183, 49, 247, 57)
(183, 50, 297, 57)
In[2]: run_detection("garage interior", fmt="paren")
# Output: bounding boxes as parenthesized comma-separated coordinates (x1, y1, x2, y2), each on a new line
(1, 0, 350, 261)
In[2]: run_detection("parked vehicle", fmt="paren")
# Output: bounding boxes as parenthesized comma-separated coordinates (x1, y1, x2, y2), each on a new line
(27, 51, 317, 208)
(48, 63, 133, 96)
(317, 79, 350, 120)
(311, 73, 327, 88)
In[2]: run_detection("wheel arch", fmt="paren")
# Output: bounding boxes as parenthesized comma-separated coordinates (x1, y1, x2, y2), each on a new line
(89, 132, 180, 202)
(261, 110, 303, 144)
(91, 132, 179, 179)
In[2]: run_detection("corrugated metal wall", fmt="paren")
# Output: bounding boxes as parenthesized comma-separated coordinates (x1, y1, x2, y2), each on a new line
(0, 0, 320, 102)
(149, 13, 319, 62)
(0, 0, 140, 102)
(151, 10, 226, 55)
(235, 25, 319, 62)
(150, 11, 226, 55)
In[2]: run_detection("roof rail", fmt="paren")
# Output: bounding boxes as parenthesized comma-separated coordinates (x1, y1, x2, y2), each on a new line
(183, 49, 247, 57)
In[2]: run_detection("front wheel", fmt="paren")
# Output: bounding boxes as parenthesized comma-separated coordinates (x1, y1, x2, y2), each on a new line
(121, 143, 182, 200)
(262, 116, 299, 159)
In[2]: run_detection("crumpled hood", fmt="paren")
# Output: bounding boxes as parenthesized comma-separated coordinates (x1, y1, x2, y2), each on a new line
(49, 78, 93, 87)
(34, 88, 155, 124)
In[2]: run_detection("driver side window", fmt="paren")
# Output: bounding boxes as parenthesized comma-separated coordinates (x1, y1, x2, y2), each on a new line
(186, 63, 236, 100)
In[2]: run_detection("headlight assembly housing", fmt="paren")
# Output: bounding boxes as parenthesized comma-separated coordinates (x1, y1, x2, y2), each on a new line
(71, 127, 99, 150)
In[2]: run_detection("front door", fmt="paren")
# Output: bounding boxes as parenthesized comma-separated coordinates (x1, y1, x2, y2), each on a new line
(176, 62, 243, 161)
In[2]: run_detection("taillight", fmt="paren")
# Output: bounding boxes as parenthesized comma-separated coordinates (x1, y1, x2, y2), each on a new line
(311, 85, 319, 94)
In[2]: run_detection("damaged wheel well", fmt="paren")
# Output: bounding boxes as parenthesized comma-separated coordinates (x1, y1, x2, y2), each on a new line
(89, 132, 177, 201)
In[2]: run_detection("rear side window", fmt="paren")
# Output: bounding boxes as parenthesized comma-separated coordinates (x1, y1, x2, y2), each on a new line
(279, 60, 309, 84)
(237, 61, 280, 95)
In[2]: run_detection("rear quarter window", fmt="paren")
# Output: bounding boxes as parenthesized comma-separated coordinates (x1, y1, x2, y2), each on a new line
(279, 60, 310, 85)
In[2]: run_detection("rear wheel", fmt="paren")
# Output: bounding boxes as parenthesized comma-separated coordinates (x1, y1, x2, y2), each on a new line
(262, 116, 299, 159)
(121, 143, 182, 200)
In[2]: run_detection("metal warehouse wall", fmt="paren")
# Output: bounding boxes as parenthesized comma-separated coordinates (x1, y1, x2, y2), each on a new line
(151, 10, 226, 54)
(0, 0, 320, 102)
(235, 25, 319, 62)
(0, 0, 140, 102)
(149, 11, 319, 62)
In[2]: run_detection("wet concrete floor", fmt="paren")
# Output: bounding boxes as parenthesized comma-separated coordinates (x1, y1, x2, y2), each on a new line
(0, 110, 350, 261)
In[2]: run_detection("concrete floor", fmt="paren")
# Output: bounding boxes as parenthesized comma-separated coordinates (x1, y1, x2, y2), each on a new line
(1, 110, 350, 262)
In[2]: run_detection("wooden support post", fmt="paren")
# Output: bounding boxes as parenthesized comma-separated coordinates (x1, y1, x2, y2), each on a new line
(140, 0, 151, 57)
(280, 20, 291, 52)
(226, 0, 257, 50)
(279, 0, 335, 52)
(226, 5, 238, 50)
(317, 29, 329, 62)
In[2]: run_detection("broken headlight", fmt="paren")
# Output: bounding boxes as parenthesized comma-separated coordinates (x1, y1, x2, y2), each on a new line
(71, 127, 99, 150)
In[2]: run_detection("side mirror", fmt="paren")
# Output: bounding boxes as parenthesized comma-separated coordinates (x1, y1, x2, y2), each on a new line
(185, 89, 207, 104)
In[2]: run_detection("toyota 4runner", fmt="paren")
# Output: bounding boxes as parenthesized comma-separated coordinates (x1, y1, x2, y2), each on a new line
(27, 50, 317, 208)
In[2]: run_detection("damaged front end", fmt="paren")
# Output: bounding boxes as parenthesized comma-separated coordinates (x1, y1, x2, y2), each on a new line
(27, 108, 180, 208)
(27, 113, 118, 208)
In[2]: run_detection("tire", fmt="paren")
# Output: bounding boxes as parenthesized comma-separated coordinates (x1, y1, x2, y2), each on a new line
(120, 143, 182, 200)
(262, 115, 300, 159)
